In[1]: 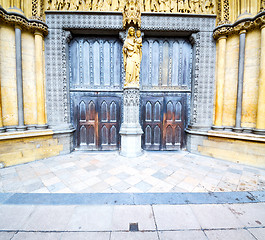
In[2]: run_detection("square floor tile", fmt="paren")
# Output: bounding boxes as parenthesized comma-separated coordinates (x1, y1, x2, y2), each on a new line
(110, 232, 158, 240)
(153, 205, 200, 230)
(227, 203, 265, 227)
(21, 205, 75, 231)
(112, 205, 156, 231)
(67, 205, 113, 231)
(159, 230, 207, 240)
(12, 232, 62, 240)
(247, 228, 265, 240)
(0, 205, 35, 230)
(190, 204, 244, 229)
(204, 229, 256, 240)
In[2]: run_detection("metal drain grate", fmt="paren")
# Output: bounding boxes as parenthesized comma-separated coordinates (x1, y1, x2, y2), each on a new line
(129, 223, 139, 231)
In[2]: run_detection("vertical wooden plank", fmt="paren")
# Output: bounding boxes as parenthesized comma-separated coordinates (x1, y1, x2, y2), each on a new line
(93, 41, 100, 86)
(152, 41, 159, 86)
(83, 41, 90, 86)
(162, 41, 169, 86)
(103, 41, 111, 86)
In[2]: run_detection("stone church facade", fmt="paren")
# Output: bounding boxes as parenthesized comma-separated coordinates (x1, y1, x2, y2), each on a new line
(0, 0, 265, 167)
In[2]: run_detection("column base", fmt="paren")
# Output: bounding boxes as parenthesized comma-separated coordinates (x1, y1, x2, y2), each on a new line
(119, 124, 143, 158)
(0, 127, 5, 133)
(211, 126, 224, 131)
(253, 129, 265, 135)
(5, 126, 17, 132)
(232, 127, 243, 133)
(16, 126, 27, 131)
(242, 127, 253, 134)
(36, 124, 48, 130)
(224, 126, 233, 131)
(26, 124, 37, 130)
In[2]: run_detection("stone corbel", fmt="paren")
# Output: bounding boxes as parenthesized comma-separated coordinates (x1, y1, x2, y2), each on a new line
(189, 33, 197, 46)
(65, 31, 73, 43)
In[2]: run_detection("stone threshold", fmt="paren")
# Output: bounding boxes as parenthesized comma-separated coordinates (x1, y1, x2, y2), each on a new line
(186, 129, 265, 143)
(0, 191, 264, 205)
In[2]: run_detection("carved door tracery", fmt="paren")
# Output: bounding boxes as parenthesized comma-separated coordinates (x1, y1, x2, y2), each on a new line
(73, 94, 121, 150)
(141, 95, 186, 150)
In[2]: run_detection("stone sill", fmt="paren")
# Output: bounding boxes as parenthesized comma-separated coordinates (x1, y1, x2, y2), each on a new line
(186, 129, 265, 143)
(0, 130, 54, 141)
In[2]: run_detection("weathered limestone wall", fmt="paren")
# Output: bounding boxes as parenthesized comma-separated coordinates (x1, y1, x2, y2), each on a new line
(0, 5, 67, 167)
(0, 24, 18, 127)
(241, 29, 260, 129)
(0, 131, 63, 167)
(22, 31, 37, 126)
(188, 2, 265, 168)
(222, 35, 238, 127)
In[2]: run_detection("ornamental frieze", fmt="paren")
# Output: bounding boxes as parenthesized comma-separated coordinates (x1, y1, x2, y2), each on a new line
(213, 11, 265, 40)
(46, 0, 215, 14)
(0, 6, 48, 35)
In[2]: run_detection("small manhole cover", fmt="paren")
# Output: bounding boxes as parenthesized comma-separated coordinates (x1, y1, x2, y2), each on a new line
(129, 223, 139, 231)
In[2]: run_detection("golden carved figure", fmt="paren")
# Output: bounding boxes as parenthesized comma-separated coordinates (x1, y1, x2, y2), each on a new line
(145, 0, 151, 11)
(123, 0, 141, 28)
(159, 0, 170, 12)
(46, 0, 216, 14)
(111, 0, 119, 11)
(151, 0, 159, 12)
(190, 0, 201, 13)
(171, 0, 178, 13)
(123, 27, 142, 88)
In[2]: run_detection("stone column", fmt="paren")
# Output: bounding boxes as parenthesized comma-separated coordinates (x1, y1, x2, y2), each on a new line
(233, 30, 246, 133)
(34, 31, 47, 129)
(0, 27, 5, 133)
(254, 24, 265, 135)
(15, 25, 26, 131)
(212, 36, 227, 130)
(120, 88, 143, 157)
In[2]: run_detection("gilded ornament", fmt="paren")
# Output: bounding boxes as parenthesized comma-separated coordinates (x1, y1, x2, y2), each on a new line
(123, 27, 142, 88)
(123, 0, 141, 28)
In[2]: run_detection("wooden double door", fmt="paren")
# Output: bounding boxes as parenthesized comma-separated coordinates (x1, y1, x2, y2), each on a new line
(72, 93, 121, 150)
(141, 94, 187, 150)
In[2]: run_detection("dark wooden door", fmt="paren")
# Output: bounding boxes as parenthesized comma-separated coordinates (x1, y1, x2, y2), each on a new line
(163, 96, 185, 150)
(73, 94, 121, 150)
(98, 97, 120, 150)
(141, 95, 186, 150)
(141, 97, 163, 150)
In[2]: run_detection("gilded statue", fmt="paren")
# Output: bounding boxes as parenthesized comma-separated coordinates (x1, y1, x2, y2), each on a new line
(123, 27, 142, 88)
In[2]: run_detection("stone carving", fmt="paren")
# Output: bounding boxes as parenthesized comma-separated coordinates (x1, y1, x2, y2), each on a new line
(45, 12, 216, 130)
(46, 0, 216, 14)
(123, 27, 142, 88)
(0, 6, 48, 35)
(261, 0, 265, 12)
(123, 0, 141, 28)
(213, 12, 265, 39)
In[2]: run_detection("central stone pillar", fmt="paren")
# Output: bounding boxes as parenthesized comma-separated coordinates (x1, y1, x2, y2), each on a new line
(120, 88, 143, 157)
(119, 0, 143, 157)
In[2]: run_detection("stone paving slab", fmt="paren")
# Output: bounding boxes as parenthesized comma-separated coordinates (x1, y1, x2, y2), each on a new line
(1, 191, 264, 205)
(0, 203, 265, 240)
(1, 151, 265, 194)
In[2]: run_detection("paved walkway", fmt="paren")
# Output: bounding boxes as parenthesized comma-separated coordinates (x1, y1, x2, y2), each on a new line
(0, 151, 265, 193)
(0, 201, 265, 239)
(1, 151, 265, 239)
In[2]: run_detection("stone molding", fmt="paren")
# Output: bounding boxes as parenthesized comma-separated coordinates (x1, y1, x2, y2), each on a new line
(213, 11, 265, 40)
(45, 12, 216, 130)
(0, 6, 48, 35)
